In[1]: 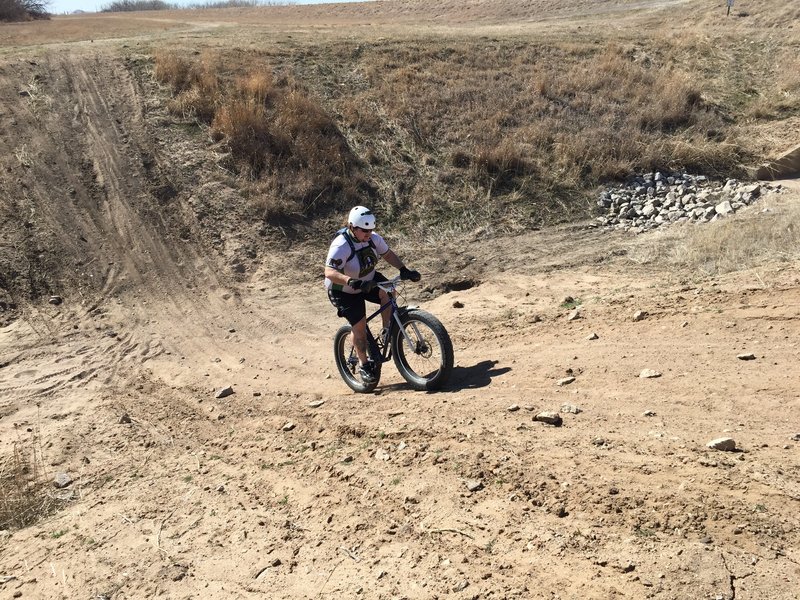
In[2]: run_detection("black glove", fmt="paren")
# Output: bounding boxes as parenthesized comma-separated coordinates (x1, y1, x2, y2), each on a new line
(400, 266, 421, 282)
(347, 278, 377, 293)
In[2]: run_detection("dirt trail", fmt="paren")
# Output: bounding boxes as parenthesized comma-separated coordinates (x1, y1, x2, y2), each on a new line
(1, 15, 799, 600)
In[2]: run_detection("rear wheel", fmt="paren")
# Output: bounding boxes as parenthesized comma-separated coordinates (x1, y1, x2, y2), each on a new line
(333, 325, 382, 393)
(391, 309, 453, 391)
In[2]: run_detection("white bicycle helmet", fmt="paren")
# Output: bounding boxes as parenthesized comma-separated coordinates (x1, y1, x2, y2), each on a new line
(348, 205, 375, 230)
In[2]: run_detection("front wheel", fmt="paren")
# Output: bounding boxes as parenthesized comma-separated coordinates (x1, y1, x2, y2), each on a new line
(391, 309, 453, 391)
(333, 325, 382, 393)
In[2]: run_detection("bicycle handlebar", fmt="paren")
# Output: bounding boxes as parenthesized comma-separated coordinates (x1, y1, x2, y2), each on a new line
(376, 276, 403, 292)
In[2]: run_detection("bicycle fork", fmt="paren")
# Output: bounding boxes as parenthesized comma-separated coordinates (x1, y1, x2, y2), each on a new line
(392, 309, 423, 353)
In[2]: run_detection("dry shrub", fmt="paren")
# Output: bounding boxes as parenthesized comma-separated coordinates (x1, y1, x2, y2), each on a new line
(169, 58, 371, 222)
(155, 51, 220, 122)
(472, 141, 534, 190)
(0, 426, 56, 530)
(212, 99, 277, 177)
(169, 87, 216, 122)
(153, 51, 192, 91)
(277, 90, 347, 169)
(662, 137, 743, 175)
(235, 69, 276, 106)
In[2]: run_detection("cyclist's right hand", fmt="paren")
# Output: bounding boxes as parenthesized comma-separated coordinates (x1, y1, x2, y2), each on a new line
(348, 278, 376, 293)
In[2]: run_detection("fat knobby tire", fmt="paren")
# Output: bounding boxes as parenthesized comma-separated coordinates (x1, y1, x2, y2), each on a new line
(391, 308, 454, 391)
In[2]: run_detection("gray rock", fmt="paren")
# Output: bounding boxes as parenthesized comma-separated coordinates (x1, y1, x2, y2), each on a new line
(465, 480, 484, 492)
(533, 411, 563, 426)
(557, 376, 576, 386)
(639, 369, 661, 378)
(707, 437, 737, 451)
(53, 473, 72, 489)
(215, 386, 234, 399)
(737, 353, 756, 361)
(715, 200, 734, 216)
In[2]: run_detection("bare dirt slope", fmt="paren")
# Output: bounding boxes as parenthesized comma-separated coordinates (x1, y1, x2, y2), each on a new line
(1, 2, 799, 600)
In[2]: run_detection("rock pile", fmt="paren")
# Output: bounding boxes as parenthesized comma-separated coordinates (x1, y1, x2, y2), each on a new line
(595, 172, 782, 231)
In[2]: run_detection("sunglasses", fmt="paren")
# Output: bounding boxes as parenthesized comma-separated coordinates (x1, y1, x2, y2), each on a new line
(354, 226, 374, 234)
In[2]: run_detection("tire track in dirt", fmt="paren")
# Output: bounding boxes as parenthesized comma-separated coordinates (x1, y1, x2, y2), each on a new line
(0, 48, 257, 413)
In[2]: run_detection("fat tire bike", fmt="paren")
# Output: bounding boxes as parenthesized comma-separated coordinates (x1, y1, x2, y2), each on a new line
(333, 276, 454, 393)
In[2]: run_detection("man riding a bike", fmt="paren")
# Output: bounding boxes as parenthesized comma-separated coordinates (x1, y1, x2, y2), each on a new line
(324, 206, 420, 384)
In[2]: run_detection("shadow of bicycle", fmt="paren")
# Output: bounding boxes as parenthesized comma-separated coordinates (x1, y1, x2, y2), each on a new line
(376, 360, 510, 394)
(442, 359, 511, 392)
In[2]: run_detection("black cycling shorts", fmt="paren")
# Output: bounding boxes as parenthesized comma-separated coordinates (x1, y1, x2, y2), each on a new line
(328, 272, 387, 325)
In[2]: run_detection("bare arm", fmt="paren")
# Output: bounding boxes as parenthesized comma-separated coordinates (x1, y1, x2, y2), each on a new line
(324, 266, 351, 287)
(382, 249, 406, 271)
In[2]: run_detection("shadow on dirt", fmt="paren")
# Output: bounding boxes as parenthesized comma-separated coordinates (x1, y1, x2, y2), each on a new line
(443, 359, 511, 391)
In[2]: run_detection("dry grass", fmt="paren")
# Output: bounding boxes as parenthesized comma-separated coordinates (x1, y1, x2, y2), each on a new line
(628, 195, 800, 277)
(0, 422, 56, 530)
(155, 52, 372, 225)
(135, 0, 798, 234)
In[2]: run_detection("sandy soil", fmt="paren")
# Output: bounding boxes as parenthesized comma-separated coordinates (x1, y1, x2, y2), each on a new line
(1, 2, 799, 599)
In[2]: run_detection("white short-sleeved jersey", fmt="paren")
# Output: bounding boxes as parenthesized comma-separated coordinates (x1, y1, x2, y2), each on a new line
(325, 230, 389, 293)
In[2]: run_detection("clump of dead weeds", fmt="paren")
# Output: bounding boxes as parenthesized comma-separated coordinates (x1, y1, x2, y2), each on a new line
(0, 421, 59, 531)
(153, 51, 375, 226)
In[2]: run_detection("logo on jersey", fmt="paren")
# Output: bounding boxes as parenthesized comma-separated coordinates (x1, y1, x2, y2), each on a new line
(356, 247, 378, 277)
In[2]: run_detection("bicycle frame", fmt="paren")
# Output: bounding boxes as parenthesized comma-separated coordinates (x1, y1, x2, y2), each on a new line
(364, 277, 419, 362)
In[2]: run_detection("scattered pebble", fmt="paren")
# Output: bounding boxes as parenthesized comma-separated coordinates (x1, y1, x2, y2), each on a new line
(737, 353, 756, 361)
(282, 422, 296, 431)
(308, 399, 325, 408)
(639, 369, 661, 378)
(533, 411, 563, 426)
(633, 310, 647, 321)
(215, 386, 234, 399)
(507, 404, 520, 412)
(707, 437, 737, 452)
(465, 480, 484, 492)
(587, 332, 599, 340)
(557, 376, 576, 386)
(53, 473, 72, 489)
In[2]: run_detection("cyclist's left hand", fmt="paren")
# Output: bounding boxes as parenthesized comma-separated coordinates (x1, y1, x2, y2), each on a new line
(400, 266, 421, 282)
